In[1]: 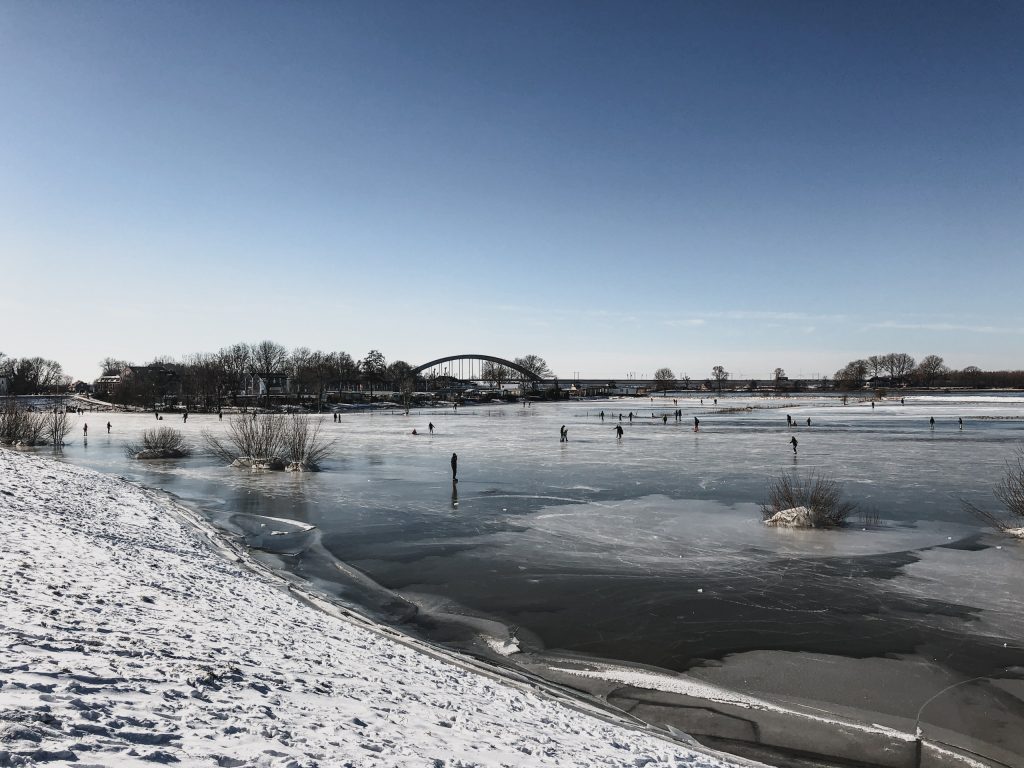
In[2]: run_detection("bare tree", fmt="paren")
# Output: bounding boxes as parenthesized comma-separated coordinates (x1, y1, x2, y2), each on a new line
(482, 361, 512, 390)
(883, 353, 916, 386)
(44, 410, 75, 448)
(653, 367, 676, 392)
(773, 367, 787, 391)
(361, 350, 387, 397)
(679, 373, 691, 390)
(218, 343, 251, 405)
(866, 355, 885, 379)
(99, 357, 131, 376)
(834, 359, 868, 389)
(711, 365, 729, 393)
(514, 355, 552, 379)
(249, 340, 288, 408)
(915, 354, 948, 387)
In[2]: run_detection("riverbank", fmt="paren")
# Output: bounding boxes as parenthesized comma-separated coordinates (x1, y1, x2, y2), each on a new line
(0, 448, 748, 767)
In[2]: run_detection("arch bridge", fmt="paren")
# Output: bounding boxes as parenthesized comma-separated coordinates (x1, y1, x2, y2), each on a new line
(411, 354, 544, 382)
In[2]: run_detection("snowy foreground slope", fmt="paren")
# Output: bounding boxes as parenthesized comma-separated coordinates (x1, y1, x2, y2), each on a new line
(0, 450, 752, 768)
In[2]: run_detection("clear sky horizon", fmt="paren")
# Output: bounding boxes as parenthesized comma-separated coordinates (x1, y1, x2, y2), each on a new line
(2, 1, 1022, 383)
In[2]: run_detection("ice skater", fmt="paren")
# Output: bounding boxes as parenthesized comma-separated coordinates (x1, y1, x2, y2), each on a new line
(428, 422, 434, 434)
(786, 414, 792, 426)
(106, 421, 111, 434)
(218, 410, 223, 420)
(693, 416, 700, 432)
(929, 417, 935, 427)
(83, 423, 88, 437)
(790, 436, 798, 453)
(806, 417, 811, 427)
(614, 424, 623, 439)
(958, 417, 963, 430)
(183, 412, 188, 423)
(559, 425, 568, 442)
(450, 452, 458, 482)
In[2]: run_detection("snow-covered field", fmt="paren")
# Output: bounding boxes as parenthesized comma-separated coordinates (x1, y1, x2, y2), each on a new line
(0, 448, 751, 767)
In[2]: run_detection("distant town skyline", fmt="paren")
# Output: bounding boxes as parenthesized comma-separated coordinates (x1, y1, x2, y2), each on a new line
(2, 1, 1022, 382)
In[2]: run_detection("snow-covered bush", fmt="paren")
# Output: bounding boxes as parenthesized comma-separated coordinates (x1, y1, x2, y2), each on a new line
(203, 414, 332, 471)
(761, 471, 856, 528)
(964, 447, 1024, 537)
(124, 426, 192, 459)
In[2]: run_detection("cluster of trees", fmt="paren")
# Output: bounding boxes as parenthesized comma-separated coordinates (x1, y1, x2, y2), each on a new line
(650, 366, 728, 392)
(0, 353, 68, 396)
(480, 355, 553, 388)
(97, 342, 553, 410)
(833, 353, 992, 389)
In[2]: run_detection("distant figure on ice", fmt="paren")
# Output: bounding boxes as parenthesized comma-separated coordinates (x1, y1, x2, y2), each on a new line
(450, 452, 458, 482)
(929, 417, 935, 427)
(411, 429, 418, 435)
(333, 413, 337, 422)
(183, 412, 188, 423)
(806, 417, 811, 427)
(559, 425, 567, 442)
(628, 412, 633, 423)
(714, 398, 718, 406)
(428, 422, 434, 434)
(786, 414, 792, 426)
(154, 409, 159, 419)
(615, 424, 623, 439)
(871, 401, 875, 409)
(218, 410, 223, 420)
(83, 423, 88, 436)
(790, 436, 798, 453)
(106, 422, 111, 434)
(662, 414, 668, 424)
(959, 417, 963, 430)
(693, 416, 700, 432)
(901, 398, 905, 405)
(600, 411, 605, 421)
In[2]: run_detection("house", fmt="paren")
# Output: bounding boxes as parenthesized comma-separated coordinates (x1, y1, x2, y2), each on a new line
(241, 373, 290, 399)
(93, 375, 122, 399)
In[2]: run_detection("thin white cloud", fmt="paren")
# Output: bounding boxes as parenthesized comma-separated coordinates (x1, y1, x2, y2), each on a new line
(867, 321, 1024, 335)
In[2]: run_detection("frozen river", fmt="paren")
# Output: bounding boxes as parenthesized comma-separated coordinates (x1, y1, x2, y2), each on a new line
(54, 393, 1024, 767)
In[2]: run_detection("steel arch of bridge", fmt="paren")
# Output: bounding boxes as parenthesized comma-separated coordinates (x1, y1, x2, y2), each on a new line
(411, 354, 544, 382)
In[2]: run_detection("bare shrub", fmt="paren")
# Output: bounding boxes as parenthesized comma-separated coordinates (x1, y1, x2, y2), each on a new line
(761, 471, 857, 527)
(203, 414, 333, 470)
(0, 401, 48, 445)
(44, 410, 75, 447)
(963, 447, 1024, 533)
(203, 414, 287, 465)
(284, 415, 333, 469)
(125, 427, 192, 459)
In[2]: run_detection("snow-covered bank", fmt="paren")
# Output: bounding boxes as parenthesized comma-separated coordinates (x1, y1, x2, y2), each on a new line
(0, 449, 750, 767)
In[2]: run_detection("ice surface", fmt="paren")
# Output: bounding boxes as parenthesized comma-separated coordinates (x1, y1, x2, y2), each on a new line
(47, 393, 1024, 765)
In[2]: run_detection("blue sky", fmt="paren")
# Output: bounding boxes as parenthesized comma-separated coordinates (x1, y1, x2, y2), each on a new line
(2, 1, 1022, 382)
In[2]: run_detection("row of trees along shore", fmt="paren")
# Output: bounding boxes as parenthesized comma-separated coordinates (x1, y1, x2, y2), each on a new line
(4, 347, 1023, 404)
(643, 355, 1024, 394)
(87, 344, 553, 410)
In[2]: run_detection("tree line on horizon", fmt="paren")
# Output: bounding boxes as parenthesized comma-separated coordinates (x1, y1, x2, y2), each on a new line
(1, 343, 548, 409)
(2, 347, 1021, 401)
(642, 354, 1024, 394)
